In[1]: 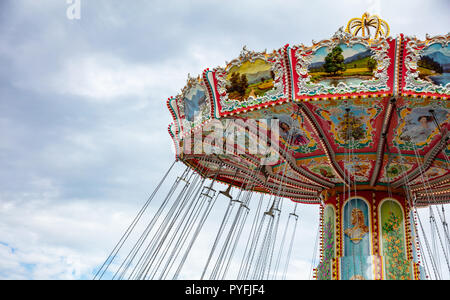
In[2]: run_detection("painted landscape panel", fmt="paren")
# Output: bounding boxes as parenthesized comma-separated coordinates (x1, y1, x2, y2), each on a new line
(225, 59, 275, 101)
(308, 43, 376, 86)
(417, 43, 450, 87)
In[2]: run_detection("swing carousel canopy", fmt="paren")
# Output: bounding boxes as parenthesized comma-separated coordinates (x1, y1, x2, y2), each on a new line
(167, 14, 450, 207)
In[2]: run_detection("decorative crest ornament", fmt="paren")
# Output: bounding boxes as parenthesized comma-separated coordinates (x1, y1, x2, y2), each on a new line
(345, 12, 390, 39)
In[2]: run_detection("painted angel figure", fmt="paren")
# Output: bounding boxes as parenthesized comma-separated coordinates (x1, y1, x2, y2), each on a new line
(344, 208, 369, 244)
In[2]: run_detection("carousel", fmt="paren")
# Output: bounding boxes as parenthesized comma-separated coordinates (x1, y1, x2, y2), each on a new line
(96, 13, 450, 280)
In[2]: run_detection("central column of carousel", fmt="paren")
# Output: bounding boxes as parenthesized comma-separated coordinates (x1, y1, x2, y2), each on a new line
(313, 188, 424, 280)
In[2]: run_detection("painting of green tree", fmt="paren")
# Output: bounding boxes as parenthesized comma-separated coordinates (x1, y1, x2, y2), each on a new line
(323, 46, 346, 75)
(225, 59, 275, 101)
(417, 43, 450, 86)
(308, 43, 377, 86)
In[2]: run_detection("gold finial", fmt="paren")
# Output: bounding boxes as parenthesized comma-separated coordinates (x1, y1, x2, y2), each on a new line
(345, 12, 390, 39)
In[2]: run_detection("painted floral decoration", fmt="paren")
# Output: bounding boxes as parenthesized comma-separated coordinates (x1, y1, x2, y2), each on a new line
(382, 212, 412, 280)
(317, 219, 335, 280)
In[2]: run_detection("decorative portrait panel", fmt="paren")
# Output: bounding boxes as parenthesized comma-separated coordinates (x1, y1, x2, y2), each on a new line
(341, 197, 372, 280)
(393, 99, 449, 151)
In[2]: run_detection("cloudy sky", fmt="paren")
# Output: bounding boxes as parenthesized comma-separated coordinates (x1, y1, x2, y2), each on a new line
(0, 0, 449, 280)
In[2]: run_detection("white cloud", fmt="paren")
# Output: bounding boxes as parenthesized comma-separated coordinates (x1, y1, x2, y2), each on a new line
(0, 194, 140, 279)
(47, 54, 172, 100)
(26, 44, 230, 103)
(286, 259, 315, 280)
(366, 0, 382, 16)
